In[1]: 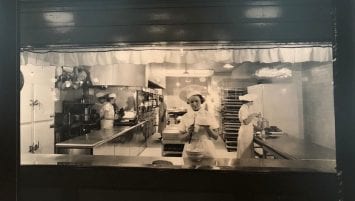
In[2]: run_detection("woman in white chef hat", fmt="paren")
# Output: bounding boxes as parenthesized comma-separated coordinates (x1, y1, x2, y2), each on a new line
(100, 93, 119, 129)
(92, 92, 108, 129)
(93, 92, 107, 114)
(237, 93, 260, 159)
(178, 91, 219, 159)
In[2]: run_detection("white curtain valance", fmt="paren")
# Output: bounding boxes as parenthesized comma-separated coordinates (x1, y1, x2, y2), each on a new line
(20, 45, 332, 67)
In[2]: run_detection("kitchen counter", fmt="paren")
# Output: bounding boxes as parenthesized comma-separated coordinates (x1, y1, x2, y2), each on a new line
(21, 154, 336, 173)
(254, 134, 336, 160)
(56, 121, 147, 149)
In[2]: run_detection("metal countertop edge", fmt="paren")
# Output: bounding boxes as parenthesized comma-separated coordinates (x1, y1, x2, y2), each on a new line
(55, 120, 148, 148)
(254, 137, 296, 160)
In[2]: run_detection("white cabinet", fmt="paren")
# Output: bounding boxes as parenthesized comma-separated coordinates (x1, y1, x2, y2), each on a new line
(33, 84, 55, 121)
(33, 121, 55, 154)
(21, 121, 54, 154)
(90, 65, 113, 86)
(248, 84, 304, 139)
(20, 64, 55, 154)
(20, 124, 32, 154)
(20, 81, 33, 123)
(90, 64, 146, 86)
(111, 64, 146, 86)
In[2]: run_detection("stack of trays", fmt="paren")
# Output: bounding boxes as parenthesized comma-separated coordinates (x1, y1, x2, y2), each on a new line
(220, 88, 247, 152)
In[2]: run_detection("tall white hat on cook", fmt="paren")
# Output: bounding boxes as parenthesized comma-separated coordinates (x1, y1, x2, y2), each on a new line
(239, 93, 257, 101)
(108, 93, 117, 98)
(186, 90, 206, 104)
(95, 92, 107, 98)
(186, 90, 202, 100)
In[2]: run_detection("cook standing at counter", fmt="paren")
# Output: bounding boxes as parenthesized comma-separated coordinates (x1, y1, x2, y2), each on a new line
(178, 92, 219, 158)
(237, 94, 260, 159)
(92, 92, 108, 129)
(100, 93, 119, 129)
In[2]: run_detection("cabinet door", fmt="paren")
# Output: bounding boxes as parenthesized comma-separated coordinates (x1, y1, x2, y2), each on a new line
(93, 142, 115, 155)
(20, 124, 32, 154)
(31, 65, 55, 85)
(20, 65, 55, 122)
(34, 121, 54, 154)
(20, 82, 33, 123)
(20, 65, 34, 123)
(20, 121, 54, 154)
(33, 84, 55, 122)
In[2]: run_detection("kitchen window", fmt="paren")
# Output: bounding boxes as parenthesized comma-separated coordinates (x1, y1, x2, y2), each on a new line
(20, 43, 336, 172)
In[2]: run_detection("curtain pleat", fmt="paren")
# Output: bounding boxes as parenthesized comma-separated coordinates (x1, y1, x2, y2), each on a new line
(21, 46, 332, 66)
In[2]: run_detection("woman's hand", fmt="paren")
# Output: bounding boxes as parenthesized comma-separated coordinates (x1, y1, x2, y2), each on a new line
(178, 124, 195, 142)
(199, 125, 218, 140)
(187, 124, 195, 135)
(250, 113, 261, 118)
(243, 113, 260, 125)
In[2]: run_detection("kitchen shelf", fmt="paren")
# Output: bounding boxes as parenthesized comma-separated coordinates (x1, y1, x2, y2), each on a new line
(162, 143, 184, 157)
(223, 115, 240, 119)
(220, 88, 246, 152)
(225, 145, 238, 152)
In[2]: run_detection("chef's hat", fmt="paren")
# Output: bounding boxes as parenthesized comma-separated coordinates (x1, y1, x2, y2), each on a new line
(186, 91, 205, 104)
(95, 92, 107, 98)
(108, 93, 117, 98)
(187, 91, 201, 99)
(239, 94, 257, 101)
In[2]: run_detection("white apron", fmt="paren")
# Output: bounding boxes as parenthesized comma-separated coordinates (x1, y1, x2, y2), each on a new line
(179, 109, 219, 159)
(236, 104, 255, 159)
(182, 133, 216, 159)
(100, 102, 115, 129)
(100, 119, 114, 129)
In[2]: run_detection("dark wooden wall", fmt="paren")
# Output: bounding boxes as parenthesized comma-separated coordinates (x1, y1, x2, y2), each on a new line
(333, 0, 355, 200)
(0, 0, 18, 201)
(14, 0, 355, 201)
(20, 0, 333, 47)
(19, 166, 337, 201)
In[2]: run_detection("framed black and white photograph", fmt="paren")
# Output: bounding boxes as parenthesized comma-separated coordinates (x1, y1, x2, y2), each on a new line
(1, 0, 355, 201)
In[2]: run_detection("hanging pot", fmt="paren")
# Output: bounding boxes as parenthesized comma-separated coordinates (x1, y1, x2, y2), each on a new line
(20, 71, 24, 90)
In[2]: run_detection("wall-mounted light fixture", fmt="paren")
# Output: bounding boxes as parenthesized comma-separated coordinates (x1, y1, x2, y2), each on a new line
(43, 12, 75, 26)
(223, 63, 234, 69)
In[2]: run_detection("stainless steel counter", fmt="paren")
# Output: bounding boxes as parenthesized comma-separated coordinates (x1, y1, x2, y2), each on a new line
(56, 121, 147, 149)
(21, 154, 336, 173)
(254, 134, 336, 160)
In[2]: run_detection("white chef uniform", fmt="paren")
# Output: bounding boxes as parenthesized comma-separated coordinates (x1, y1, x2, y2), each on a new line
(236, 94, 258, 159)
(178, 108, 219, 158)
(100, 102, 115, 129)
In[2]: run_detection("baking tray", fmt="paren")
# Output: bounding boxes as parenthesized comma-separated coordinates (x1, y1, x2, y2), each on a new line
(266, 131, 284, 136)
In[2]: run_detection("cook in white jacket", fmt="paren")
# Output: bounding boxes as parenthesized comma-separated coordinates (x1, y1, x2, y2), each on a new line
(100, 93, 118, 129)
(236, 93, 260, 159)
(178, 91, 219, 158)
(93, 92, 108, 129)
